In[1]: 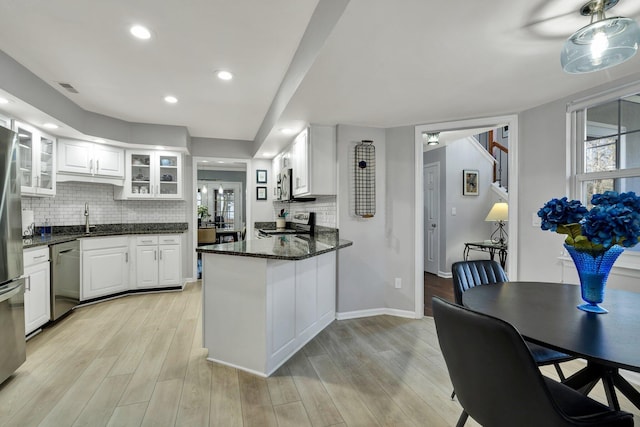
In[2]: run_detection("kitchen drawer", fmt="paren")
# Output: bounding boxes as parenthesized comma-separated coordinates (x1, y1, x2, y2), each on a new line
(135, 236, 159, 246)
(24, 247, 50, 267)
(157, 235, 180, 245)
(81, 236, 129, 251)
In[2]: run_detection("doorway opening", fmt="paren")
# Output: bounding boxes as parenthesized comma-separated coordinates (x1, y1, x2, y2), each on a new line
(192, 157, 251, 280)
(414, 115, 519, 316)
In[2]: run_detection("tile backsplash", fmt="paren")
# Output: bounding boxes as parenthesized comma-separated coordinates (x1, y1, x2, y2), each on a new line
(22, 182, 187, 227)
(273, 196, 337, 228)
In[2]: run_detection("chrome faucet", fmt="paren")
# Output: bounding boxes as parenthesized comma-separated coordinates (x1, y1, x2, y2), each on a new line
(84, 202, 90, 233)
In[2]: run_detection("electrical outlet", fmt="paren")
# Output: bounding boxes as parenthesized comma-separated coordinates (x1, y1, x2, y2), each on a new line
(394, 278, 402, 289)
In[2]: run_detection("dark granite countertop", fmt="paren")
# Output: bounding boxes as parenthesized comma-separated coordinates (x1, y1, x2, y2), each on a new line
(23, 223, 188, 249)
(196, 234, 352, 260)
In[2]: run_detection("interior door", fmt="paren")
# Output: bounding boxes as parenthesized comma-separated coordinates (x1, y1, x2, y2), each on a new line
(424, 163, 440, 274)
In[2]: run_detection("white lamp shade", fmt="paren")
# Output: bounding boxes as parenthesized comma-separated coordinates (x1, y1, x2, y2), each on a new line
(485, 202, 508, 222)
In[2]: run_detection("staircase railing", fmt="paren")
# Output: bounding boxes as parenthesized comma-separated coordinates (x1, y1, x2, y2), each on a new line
(488, 130, 508, 190)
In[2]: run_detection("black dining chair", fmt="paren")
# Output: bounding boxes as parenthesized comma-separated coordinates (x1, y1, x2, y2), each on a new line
(451, 260, 573, 384)
(432, 297, 634, 427)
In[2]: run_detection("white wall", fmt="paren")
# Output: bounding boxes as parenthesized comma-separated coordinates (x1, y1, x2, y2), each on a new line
(251, 159, 276, 223)
(336, 125, 387, 315)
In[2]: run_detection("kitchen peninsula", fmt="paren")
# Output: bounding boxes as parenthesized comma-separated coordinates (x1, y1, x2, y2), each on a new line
(197, 233, 352, 377)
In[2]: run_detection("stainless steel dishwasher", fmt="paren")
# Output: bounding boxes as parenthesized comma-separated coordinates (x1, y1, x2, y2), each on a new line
(50, 240, 80, 321)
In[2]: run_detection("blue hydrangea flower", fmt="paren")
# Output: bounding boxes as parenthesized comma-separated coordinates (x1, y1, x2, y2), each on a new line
(539, 191, 640, 251)
(537, 197, 588, 231)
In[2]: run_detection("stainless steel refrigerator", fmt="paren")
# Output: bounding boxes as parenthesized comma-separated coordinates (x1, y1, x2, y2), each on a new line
(0, 125, 26, 385)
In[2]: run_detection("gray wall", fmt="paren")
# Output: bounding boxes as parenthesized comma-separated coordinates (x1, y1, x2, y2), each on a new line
(385, 126, 416, 312)
(444, 138, 495, 273)
(337, 125, 387, 315)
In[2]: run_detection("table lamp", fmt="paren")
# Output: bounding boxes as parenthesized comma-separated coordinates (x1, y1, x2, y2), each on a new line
(485, 201, 508, 244)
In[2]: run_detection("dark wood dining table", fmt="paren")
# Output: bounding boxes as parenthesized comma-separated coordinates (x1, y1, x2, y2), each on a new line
(462, 281, 640, 411)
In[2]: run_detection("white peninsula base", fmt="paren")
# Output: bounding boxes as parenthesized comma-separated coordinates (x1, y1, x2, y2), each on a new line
(202, 251, 336, 377)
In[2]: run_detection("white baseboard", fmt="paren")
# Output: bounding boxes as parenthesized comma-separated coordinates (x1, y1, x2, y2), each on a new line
(438, 271, 452, 278)
(336, 307, 421, 320)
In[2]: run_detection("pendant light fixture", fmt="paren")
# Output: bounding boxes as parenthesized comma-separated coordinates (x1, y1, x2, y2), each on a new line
(423, 132, 440, 146)
(561, 0, 640, 74)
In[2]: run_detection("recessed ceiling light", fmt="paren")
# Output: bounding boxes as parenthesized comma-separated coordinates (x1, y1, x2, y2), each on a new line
(279, 128, 295, 135)
(155, 146, 164, 150)
(217, 160, 225, 163)
(262, 152, 273, 158)
(201, 160, 209, 163)
(215, 70, 233, 81)
(43, 123, 59, 129)
(0, 97, 9, 104)
(130, 25, 151, 40)
(94, 138, 105, 143)
(164, 95, 178, 104)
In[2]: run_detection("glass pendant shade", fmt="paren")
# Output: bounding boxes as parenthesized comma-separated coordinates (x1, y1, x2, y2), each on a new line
(561, 16, 640, 73)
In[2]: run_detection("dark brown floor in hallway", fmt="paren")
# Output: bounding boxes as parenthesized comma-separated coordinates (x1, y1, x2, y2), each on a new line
(424, 272, 454, 317)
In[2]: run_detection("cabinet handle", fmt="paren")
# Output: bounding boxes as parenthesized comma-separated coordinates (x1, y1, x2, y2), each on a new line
(142, 239, 153, 243)
(96, 159, 100, 173)
(154, 250, 157, 260)
(125, 252, 129, 263)
(25, 276, 31, 291)
(89, 159, 93, 174)
(159, 250, 162, 260)
(36, 176, 40, 188)
(33, 254, 46, 260)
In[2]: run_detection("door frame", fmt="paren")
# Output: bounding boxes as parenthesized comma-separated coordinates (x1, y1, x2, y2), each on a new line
(424, 162, 440, 275)
(413, 115, 519, 317)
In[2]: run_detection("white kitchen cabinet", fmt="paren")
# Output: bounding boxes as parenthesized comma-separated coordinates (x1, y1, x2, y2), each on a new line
(292, 128, 309, 195)
(118, 150, 183, 199)
(81, 237, 129, 300)
(17, 122, 56, 197)
(23, 247, 50, 335)
(290, 125, 336, 197)
(202, 251, 336, 376)
(57, 139, 124, 178)
(135, 235, 182, 288)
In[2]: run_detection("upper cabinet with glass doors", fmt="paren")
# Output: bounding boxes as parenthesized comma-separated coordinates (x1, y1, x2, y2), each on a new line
(119, 150, 182, 199)
(17, 122, 56, 197)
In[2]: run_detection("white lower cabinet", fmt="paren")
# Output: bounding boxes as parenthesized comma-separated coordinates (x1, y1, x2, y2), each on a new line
(202, 251, 336, 376)
(81, 237, 129, 300)
(23, 247, 51, 335)
(135, 235, 182, 289)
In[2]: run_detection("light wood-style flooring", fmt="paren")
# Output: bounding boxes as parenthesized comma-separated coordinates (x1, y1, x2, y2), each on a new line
(1, 281, 639, 426)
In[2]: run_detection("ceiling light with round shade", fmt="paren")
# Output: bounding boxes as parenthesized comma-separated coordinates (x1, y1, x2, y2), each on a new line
(43, 123, 59, 129)
(0, 97, 9, 104)
(164, 95, 178, 104)
(561, 0, 640, 74)
(130, 25, 151, 40)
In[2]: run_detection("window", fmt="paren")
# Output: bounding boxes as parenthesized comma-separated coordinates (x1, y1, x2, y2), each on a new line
(575, 93, 640, 209)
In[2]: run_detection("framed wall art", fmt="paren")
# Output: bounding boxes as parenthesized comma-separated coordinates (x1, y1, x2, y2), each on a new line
(256, 169, 267, 184)
(257, 186, 267, 200)
(463, 169, 479, 196)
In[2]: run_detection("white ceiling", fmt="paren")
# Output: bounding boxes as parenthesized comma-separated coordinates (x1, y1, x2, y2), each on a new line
(0, 0, 640, 157)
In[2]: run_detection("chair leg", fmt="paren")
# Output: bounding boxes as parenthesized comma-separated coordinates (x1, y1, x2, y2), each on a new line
(455, 410, 469, 427)
(554, 362, 566, 382)
(451, 389, 456, 400)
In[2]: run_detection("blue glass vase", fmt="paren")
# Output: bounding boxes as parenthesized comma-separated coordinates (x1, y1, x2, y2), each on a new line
(564, 243, 624, 314)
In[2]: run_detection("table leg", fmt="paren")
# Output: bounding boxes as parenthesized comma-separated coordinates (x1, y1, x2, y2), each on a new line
(463, 244, 470, 261)
(498, 249, 507, 269)
(564, 362, 640, 411)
